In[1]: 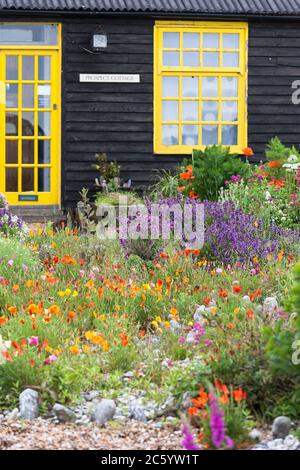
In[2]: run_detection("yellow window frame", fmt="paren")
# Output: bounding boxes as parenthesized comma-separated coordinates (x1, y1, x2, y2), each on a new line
(154, 21, 248, 155)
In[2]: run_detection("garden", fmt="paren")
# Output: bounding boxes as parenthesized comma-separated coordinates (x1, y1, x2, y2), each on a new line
(0, 137, 299, 450)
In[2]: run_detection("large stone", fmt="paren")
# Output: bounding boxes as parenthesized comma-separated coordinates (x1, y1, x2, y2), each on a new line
(249, 428, 263, 442)
(128, 402, 147, 422)
(94, 399, 116, 425)
(53, 404, 76, 423)
(263, 297, 278, 314)
(19, 388, 39, 420)
(272, 416, 292, 439)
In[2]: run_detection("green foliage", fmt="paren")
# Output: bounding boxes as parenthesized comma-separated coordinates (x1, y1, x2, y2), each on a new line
(149, 170, 180, 199)
(265, 137, 290, 163)
(92, 153, 120, 184)
(95, 191, 142, 207)
(181, 145, 251, 201)
(0, 237, 40, 281)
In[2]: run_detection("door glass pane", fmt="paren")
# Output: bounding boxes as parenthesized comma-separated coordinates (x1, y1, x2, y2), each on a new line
(6, 168, 18, 192)
(6, 140, 18, 164)
(222, 77, 238, 97)
(0, 24, 58, 46)
(22, 56, 34, 80)
(162, 124, 178, 146)
(38, 112, 51, 136)
(22, 112, 34, 136)
(202, 77, 218, 97)
(182, 125, 198, 145)
(6, 56, 18, 80)
(203, 52, 219, 67)
(162, 76, 179, 97)
(38, 140, 51, 164)
(202, 125, 218, 145)
(183, 52, 199, 67)
(223, 52, 239, 67)
(38, 56, 51, 80)
(38, 168, 50, 192)
(22, 140, 34, 164)
(203, 33, 219, 49)
(6, 84, 18, 108)
(223, 34, 240, 49)
(38, 85, 51, 108)
(163, 52, 180, 66)
(6, 112, 18, 136)
(162, 101, 178, 121)
(222, 125, 238, 145)
(202, 101, 219, 122)
(22, 84, 34, 108)
(222, 101, 238, 122)
(22, 168, 34, 192)
(182, 101, 198, 121)
(183, 33, 200, 49)
(163, 32, 179, 49)
(182, 77, 198, 97)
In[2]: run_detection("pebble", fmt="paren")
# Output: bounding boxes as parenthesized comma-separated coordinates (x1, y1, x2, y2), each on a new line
(19, 389, 39, 420)
(52, 404, 76, 423)
(272, 416, 292, 439)
(94, 399, 116, 425)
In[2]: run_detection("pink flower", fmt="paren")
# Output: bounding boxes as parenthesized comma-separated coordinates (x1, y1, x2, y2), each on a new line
(43, 354, 58, 366)
(7, 259, 14, 267)
(28, 336, 39, 347)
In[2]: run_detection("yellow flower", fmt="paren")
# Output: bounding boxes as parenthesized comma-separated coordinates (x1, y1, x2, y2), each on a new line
(102, 341, 109, 352)
(69, 345, 80, 355)
(234, 307, 240, 315)
(164, 321, 171, 329)
(143, 284, 151, 291)
(151, 321, 159, 329)
(210, 306, 218, 315)
(58, 291, 65, 297)
(26, 280, 33, 288)
(155, 316, 162, 323)
(72, 290, 79, 297)
(82, 345, 90, 354)
(99, 314, 106, 321)
(65, 288, 71, 296)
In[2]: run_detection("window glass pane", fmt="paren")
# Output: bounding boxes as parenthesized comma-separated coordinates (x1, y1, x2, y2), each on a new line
(222, 77, 238, 97)
(38, 140, 51, 164)
(222, 125, 238, 145)
(6, 112, 18, 136)
(6, 167, 18, 192)
(22, 84, 34, 108)
(162, 101, 179, 121)
(202, 101, 219, 122)
(22, 140, 34, 164)
(182, 77, 198, 97)
(22, 56, 34, 80)
(162, 124, 178, 146)
(6, 56, 18, 80)
(0, 24, 58, 45)
(182, 125, 198, 145)
(38, 112, 51, 136)
(163, 51, 180, 66)
(22, 167, 34, 192)
(223, 33, 239, 49)
(202, 125, 218, 145)
(38, 168, 50, 192)
(202, 77, 218, 97)
(223, 52, 239, 67)
(183, 33, 200, 49)
(222, 101, 238, 122)
(162, 76, 179, 97)
(38, 56, 51, 80)
(163, 32, 180, 48)
(183, 52, 199, 67)
(203, 33, 219, 49)
(203, 52, 219, 67)
(6, 84, 18, 108)
(6, 140, 18, 164)
(22, 112, 34, 136)
(182, 101, 198, 121)
(38, 85, 51, 108)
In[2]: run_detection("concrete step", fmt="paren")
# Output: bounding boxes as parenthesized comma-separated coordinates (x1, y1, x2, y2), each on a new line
(9, 205, 66, 224)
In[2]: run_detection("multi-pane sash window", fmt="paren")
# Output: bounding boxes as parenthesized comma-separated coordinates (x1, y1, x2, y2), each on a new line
(154, 22, 248, 154)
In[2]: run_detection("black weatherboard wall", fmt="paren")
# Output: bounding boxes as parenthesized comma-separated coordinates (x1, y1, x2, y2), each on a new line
(62, 16, 300, 207)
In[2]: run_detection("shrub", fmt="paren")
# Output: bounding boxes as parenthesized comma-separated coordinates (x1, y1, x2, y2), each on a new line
(149, 170, 180, 199)
(179, 145, 251, 201)
(0, 194, 28, 239)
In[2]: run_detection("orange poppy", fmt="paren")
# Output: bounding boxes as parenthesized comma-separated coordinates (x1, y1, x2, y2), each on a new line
(243, 147, 254, 157)
(269, 160, 282, 169)
(189, 191, 199, 199)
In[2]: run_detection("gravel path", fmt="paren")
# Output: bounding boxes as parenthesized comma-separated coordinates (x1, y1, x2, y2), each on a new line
(0, 419, 182, 450)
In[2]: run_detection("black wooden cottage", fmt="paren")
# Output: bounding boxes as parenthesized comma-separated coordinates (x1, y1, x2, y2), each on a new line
(1, 0, 300, 213)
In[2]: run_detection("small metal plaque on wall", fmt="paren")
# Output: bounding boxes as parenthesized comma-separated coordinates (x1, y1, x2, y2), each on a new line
(79, 74, 140, 83)
(18, 195, 38, 202)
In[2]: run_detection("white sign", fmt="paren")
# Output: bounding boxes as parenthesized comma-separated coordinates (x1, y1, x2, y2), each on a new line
(79, 74, 140, 83)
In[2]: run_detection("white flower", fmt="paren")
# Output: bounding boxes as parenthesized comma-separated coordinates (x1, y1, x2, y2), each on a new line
(265, 191, 272, 201)
(287, 155, 299, 163)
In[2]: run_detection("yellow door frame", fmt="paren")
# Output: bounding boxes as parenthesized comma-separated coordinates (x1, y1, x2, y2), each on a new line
(0, 23, 62, 206)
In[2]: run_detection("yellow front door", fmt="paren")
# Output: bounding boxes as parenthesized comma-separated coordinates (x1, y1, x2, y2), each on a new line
(0, 49, 60, 205)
